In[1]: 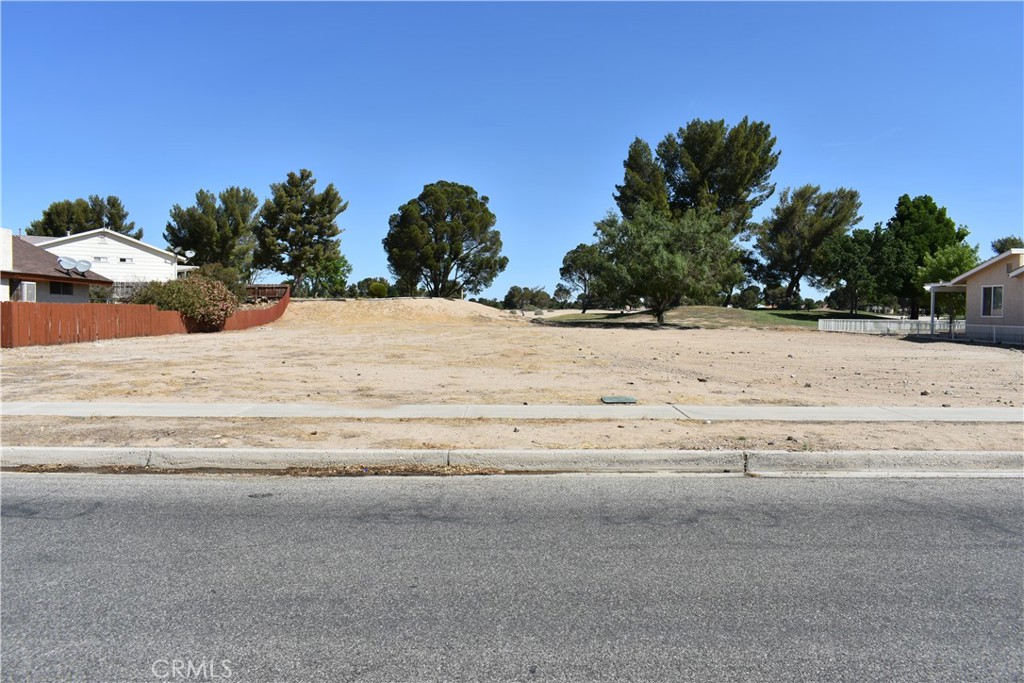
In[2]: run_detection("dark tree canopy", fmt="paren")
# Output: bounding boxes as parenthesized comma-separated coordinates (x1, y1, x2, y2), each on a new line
(559, 242, 605, 314)
(816, 228, 877, 315)
(754, 184, 862, 298)
(874, 194, 969, 318)
(991, 235, 1024, 254)
(655, 116, 780, 233)
(596, 206, 739, 324)
(28, 195, 141, 240)
(164, 186, 259, 274)
(614, 137, 670, 221)
(253, 169, 348, 294)
(383, 180, 508, 298)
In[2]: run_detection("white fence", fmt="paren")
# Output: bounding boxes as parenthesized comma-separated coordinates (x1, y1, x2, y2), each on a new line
(964, 324, 1024, 344)
(818, 319, 964, 335)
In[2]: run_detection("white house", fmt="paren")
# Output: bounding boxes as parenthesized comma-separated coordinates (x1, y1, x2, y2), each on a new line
(23, 229, 197, 299)
(1, 228, 113, 302)
(925, 248, 1024, 344)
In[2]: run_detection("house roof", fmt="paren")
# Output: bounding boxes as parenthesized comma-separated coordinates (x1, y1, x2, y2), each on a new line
(31, 228, 186, 262)
(2, 237, 113, 286)
(947, 249, 1024, 286)
(19, 235, 57, 245)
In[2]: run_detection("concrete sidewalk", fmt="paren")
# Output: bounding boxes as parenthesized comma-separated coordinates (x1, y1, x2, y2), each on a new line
(2, 401, 1021, 422)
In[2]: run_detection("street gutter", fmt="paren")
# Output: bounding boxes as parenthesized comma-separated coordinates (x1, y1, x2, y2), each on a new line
(2, 447, 1021, 477)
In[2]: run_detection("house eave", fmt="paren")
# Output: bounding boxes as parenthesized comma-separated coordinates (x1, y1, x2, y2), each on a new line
(949, 249, 1024, 285)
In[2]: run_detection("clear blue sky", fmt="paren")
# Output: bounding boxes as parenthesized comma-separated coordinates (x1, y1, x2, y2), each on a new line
(3, 2, 1022, 299)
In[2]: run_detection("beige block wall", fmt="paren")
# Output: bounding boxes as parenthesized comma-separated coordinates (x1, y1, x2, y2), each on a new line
(967, 254, 1024, 327)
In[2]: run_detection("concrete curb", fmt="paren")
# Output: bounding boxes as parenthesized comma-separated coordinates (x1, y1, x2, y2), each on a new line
(2, 447, 1021, 475)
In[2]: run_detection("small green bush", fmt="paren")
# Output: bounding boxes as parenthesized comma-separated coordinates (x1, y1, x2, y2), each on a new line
(368, 281, 388, 298)
(131, 275, 239, 331)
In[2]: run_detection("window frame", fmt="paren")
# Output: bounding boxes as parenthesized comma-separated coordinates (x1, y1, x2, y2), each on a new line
(49, 281, 74, 296)
(981, 285, 1003, 318)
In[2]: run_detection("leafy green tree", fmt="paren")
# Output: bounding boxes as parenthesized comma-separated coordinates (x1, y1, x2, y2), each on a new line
(287, 253, 352, 298)
(383, 181, 508, 298)
(753, 184, 863, 299)
(655, 116, 780, 234)
(914, 242, 980, 322)
(553, 283, 572, 305)
(991, 235, 1024, 254)
(165, 187, 260, 274)
(816, 228, 877, 315)
(596, 205, 736, 324)
(28, 195, 141, 240)
(502, 285, 550, 311)
(253, 170, 348, 295)
(559, 242, 605, 314)
(735, 285, 761, 309)
(351, 277, 391, 298)
(614, 138, 670, 221)
(874, 194, 969, 318)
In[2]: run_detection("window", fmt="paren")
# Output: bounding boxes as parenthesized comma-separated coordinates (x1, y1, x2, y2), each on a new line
(981, 286, 1003, 317)
(49, 281, 74, 296)
(94, 256, 109, 263)
(119, 257, 134, 263)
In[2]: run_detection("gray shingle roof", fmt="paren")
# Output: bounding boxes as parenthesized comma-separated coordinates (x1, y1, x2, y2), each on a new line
(3, 237, 113, 285)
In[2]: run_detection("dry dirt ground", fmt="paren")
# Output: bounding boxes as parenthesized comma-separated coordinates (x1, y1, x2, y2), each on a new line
(2, 298, 1021, 451)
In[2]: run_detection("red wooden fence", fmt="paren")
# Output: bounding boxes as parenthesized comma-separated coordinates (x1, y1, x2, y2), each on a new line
(1, 288, 290, 348)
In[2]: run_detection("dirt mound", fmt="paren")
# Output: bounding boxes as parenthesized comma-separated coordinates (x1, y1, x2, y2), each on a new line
(277, 297, 519, 327)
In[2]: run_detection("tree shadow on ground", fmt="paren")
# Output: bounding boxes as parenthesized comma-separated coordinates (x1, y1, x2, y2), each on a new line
(532, 318, 700, 331)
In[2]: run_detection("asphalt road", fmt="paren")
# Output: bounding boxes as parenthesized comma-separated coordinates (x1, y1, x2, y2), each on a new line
(2, 474, 1021, 683)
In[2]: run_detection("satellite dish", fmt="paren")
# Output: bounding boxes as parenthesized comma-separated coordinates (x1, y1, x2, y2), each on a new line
(184, 250, 196, 259)
(76, 260, 92, 273)
(57, 256, 77, 271)
(170, 246, 182, 254)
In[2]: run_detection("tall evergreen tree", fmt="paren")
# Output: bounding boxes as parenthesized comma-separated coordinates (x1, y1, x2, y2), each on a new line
(991, 235, 1024, 254)
(613, 138, 670, 221)
(875, 194, 969, 318)
(754, 184, 863, 299)
(559, 242, 605, 314)
(164, 186, 259, 274)
(655, 116, 780, 234)
(253, 169, 348, 295)
(383, 181, 508, 298)
(28, 195, 141, 240)
(596, 206, 738, 324)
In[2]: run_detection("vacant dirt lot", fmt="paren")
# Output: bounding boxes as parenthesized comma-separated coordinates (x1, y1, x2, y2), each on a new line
(2, 299, 1020, 451)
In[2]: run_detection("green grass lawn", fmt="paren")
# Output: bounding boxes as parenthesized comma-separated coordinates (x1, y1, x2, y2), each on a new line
(545, 306, 890, 330)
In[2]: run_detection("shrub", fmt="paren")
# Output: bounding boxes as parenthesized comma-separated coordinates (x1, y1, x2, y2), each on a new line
(196, 263, 248, 300)
(131, 275, 239, 331)
(368, 281, 388, 298)
(89, 286, 113, 303)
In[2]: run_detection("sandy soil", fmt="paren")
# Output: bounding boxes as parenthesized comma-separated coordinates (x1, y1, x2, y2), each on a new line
(2, 298, 1021, 451)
